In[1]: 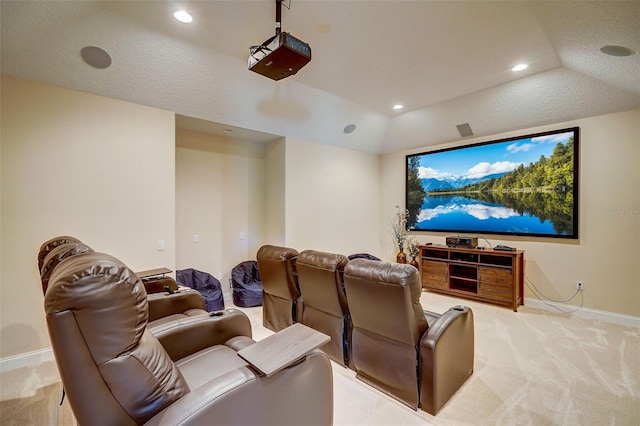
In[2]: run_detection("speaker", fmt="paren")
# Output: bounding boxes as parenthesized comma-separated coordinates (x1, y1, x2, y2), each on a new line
(249, 32, 311, 81)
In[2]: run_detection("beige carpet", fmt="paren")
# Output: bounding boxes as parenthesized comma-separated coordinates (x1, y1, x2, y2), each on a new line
(240, 292, 640, 425)
(2, 292, 638, 425)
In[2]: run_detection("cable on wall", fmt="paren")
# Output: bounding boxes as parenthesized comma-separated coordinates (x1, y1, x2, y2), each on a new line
(525, 275, 584, 314)
(478, 236, 493, 249)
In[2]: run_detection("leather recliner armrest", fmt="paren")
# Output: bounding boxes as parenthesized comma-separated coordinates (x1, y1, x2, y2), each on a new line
(419, 305, 474, 415)
(150, 309, 253, 361)
(147, 289, 206, 322)
(144, 351, 333, 426)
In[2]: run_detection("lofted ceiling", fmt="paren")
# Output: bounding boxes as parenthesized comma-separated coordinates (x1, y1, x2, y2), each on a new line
(2, 1, 639, 154)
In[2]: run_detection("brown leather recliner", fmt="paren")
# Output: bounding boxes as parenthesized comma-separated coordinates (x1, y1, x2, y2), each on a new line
(343, 258, 474, 415)
(256, 245, 302, 332)
(39, 241, 94, 295)
(37, 235, 83, 273)
(38, 237, 215, 324)
(296, 250, 353, 368)
(40, 237, 252, 360)
(38, 238, 253, 358)
(45, 251, 334, 425)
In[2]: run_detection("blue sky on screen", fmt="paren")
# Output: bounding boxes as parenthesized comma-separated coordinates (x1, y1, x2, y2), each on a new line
(418, 131, 574, 180)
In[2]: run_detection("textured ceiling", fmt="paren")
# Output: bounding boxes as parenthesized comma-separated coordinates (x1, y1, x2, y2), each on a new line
(2, 1, 639, 154)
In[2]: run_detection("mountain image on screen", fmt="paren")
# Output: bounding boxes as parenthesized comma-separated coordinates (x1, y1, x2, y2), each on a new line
(420, 173, 507, 192)
(405, 127, 578, 238)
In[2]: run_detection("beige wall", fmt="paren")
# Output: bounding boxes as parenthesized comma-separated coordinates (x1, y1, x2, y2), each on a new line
(263, 139, 287, 246)
(381, 109, 640, 317)
(175, 133, 383, 288)
(0, 75, 176, 358)
(175, 129, 266, 293)
(1, 73, 637, 362)
(284, 138, 382, 257)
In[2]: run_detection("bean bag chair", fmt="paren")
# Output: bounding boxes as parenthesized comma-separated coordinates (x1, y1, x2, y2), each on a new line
(348, 253, 381, 261)
(176, 268, 225, 311)
(231, 261, 263, 307)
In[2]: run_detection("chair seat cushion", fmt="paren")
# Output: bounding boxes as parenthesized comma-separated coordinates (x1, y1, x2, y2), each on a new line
(175, 344, 251, 390)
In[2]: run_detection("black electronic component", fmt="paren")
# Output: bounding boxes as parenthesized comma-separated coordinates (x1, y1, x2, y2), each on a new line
(446, 236, 478, 248)
(248, 0, 311, 81)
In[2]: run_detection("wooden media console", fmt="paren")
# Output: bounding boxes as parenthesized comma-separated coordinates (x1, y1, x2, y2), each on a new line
(419, 245, 524, 311)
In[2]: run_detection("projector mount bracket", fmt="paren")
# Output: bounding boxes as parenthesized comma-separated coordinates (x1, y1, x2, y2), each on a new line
(250, 0, 285, 58)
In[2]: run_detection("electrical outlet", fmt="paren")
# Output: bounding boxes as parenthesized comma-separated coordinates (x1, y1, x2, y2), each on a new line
(576, 281, 584, 291)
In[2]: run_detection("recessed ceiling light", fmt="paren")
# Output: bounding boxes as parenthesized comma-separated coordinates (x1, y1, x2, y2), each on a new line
(393, 104, 404, 110)
(223, 129, 233, 133)
(600, 45, 635, 57)
(512, 64, 528, 72)
(174, 10, 193, 23)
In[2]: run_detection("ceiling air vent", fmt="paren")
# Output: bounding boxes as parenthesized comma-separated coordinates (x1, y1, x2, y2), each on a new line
(456, 123, 474, 137)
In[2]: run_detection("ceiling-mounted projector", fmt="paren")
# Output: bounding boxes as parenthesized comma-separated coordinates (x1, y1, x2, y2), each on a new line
(248, 0, 311, 81)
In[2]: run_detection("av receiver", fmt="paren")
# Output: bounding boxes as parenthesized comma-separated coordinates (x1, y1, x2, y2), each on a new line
(446, 236, 478, 248)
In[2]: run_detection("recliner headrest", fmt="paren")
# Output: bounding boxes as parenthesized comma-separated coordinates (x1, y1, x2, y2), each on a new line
(344, 258, 417, 286)
(298, 250, 348, 271)
(37, 235, 82, 272)
(257, 245, 300, 299)
(46, 252, 148, 365)
(344, 258, 428, 342)
(257, 245, 299, 261)
(40, 242, 94, 295)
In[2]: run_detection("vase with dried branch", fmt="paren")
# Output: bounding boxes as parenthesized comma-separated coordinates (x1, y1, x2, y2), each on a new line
(406, 237, 420, 269)
(392, 206, 409, 264)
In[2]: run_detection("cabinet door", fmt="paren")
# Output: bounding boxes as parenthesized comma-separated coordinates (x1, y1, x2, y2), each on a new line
(422, 260, 448, 290)
(478, 267, 512, 302)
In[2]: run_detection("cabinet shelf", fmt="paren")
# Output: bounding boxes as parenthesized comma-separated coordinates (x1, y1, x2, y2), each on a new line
(419, 245, 524, 311)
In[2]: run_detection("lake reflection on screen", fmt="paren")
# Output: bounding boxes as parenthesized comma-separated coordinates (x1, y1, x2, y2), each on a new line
(417, 195, 559, 235)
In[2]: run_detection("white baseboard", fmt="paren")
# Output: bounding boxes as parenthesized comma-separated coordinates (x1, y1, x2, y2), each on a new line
(2, 302, 637, 372)
(525, 297, 640, 328)
(0, 347, 54, 373)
